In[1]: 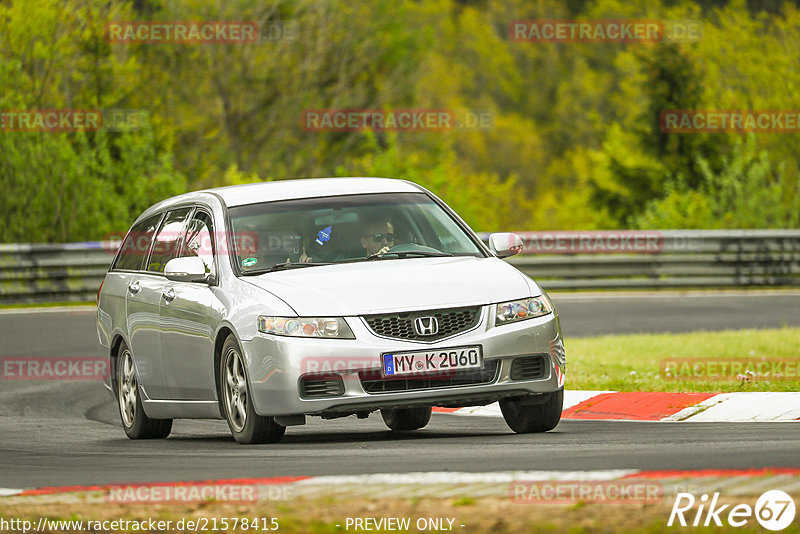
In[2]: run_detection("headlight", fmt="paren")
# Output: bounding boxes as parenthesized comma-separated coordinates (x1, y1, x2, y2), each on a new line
(495, 295, 553, 326)
(257, 316, 355, 339)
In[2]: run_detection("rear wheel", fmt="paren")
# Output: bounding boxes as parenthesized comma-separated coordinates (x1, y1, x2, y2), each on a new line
(500, 389, 563, 433)
(381, 406, 432, 431)
(117, 342, 172, 439)
(220, 335, 286, 444)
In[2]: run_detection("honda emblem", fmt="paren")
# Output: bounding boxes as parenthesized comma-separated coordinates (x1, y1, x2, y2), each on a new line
(414, 316, 438, 336)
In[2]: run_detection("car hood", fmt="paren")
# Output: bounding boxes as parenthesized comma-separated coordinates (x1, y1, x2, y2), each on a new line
(243, 256, 539, 316)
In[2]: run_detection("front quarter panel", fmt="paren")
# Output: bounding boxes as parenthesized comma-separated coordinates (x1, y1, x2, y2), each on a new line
(219, 277, 298, 343)
(214, 276, 299, 408)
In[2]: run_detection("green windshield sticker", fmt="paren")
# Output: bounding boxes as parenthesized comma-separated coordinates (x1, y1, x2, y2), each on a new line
(242, 257, 258, 268)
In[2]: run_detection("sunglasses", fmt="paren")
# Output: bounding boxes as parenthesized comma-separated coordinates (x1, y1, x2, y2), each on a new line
(365, 232, 395, 242)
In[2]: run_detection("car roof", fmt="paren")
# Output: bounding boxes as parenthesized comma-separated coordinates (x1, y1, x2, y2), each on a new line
(203, 177, 422, 207)
(134, 178, 427, 224)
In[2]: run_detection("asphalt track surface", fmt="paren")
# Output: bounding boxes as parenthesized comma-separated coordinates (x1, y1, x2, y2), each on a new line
(1, 291, 799, 489)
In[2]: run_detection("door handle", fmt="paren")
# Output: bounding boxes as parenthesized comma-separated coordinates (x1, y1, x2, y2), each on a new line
(162, 288, 176, 302)
(127, 281, 140, 294)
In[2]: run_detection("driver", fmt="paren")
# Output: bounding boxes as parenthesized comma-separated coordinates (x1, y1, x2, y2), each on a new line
(360, 217, 394, 257)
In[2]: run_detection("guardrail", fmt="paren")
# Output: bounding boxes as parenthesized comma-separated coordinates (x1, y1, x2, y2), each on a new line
(1, 230, 799, 303)
(0, 242, 111, 304)
(480, 230, 800, 290)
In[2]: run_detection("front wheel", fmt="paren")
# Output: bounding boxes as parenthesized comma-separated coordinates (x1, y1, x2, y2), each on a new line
(500, 389, 563, 433)
(116, 341, 172, 439)
(220, 335, 286, 444)
(381, 406, 432, 431)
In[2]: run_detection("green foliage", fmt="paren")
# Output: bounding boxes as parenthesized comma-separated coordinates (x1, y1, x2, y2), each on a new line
(636, 136, 800, 229)
(0, 129, 184, 242)
(338, 134, 526, 232)
(1, 0, 799, 242)
(586, 0, 800, 230)
(0, 0, 184, 242)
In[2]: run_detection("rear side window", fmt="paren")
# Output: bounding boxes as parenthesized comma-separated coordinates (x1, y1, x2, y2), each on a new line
(181, 210, 216, 278)
(113, 214, 163, 271)
(146, 207, 192, 273)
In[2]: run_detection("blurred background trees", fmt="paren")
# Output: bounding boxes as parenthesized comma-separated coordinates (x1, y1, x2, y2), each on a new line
(1, 0, 798, 241)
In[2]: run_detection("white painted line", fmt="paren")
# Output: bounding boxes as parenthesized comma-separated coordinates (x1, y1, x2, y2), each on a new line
(293, 470, 639, 486)
(662, 395, 728, 422)
(448, 403, 501, 417)
(681, 392, 800, 422)
(777, 478, 800, 494)
(727, 475, 797, 496)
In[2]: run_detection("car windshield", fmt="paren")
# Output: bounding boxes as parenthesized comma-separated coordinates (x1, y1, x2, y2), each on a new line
(228, 192, 484, 273)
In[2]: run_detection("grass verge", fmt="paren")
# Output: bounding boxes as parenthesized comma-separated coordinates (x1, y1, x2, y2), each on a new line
(566, 327, 800, 392)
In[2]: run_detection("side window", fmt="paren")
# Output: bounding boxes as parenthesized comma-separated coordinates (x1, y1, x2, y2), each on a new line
(146, 207, 192, 273)
(182, 210, 216, 278)
(113, 214, 163, 271)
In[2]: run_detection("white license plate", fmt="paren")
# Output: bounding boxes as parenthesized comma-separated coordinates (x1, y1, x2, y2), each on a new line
(382, 346, 483, 377)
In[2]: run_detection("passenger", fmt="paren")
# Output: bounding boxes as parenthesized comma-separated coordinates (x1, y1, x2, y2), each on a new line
(291, 216, 395, 262)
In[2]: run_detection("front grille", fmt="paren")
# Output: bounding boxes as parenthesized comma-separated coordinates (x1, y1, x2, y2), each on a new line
(510, 355, 547, 381)
(300, 375, 344, 398)
(363, 306, 481, 342)
(359, 360, 499, 394)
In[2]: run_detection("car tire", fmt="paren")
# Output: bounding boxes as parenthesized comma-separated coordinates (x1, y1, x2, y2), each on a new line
(220, 335, 286, 444)
(381, 406, 432, 431)
(500, 388, 563, 433)
(116, 341, 172, 439)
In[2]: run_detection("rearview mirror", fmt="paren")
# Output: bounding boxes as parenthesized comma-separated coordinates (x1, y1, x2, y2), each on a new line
(164, 257, 210, 283)
(488, 233, 524, 258)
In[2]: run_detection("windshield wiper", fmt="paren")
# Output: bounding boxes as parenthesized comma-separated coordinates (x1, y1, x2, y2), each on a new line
(364, 251, 455, 261)
(242, 262, 332, 275)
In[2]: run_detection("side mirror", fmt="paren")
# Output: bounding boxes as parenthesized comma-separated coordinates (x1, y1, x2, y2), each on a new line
(488, 233, 524, 258)
(164, 257, 210, 283)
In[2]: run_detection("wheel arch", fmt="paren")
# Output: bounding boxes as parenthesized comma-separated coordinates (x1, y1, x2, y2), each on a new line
(214, 325, 237, 413)
(109, 333, 128, 393)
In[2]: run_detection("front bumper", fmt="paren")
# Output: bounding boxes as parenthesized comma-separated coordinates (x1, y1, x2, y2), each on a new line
(242, 306, 565, 417)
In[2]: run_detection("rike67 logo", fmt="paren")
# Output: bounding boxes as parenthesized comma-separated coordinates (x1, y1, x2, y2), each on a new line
(668, 490, 796, 530)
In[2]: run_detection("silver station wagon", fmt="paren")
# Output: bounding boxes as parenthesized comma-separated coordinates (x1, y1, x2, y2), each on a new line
(97, 177, 565, 444)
